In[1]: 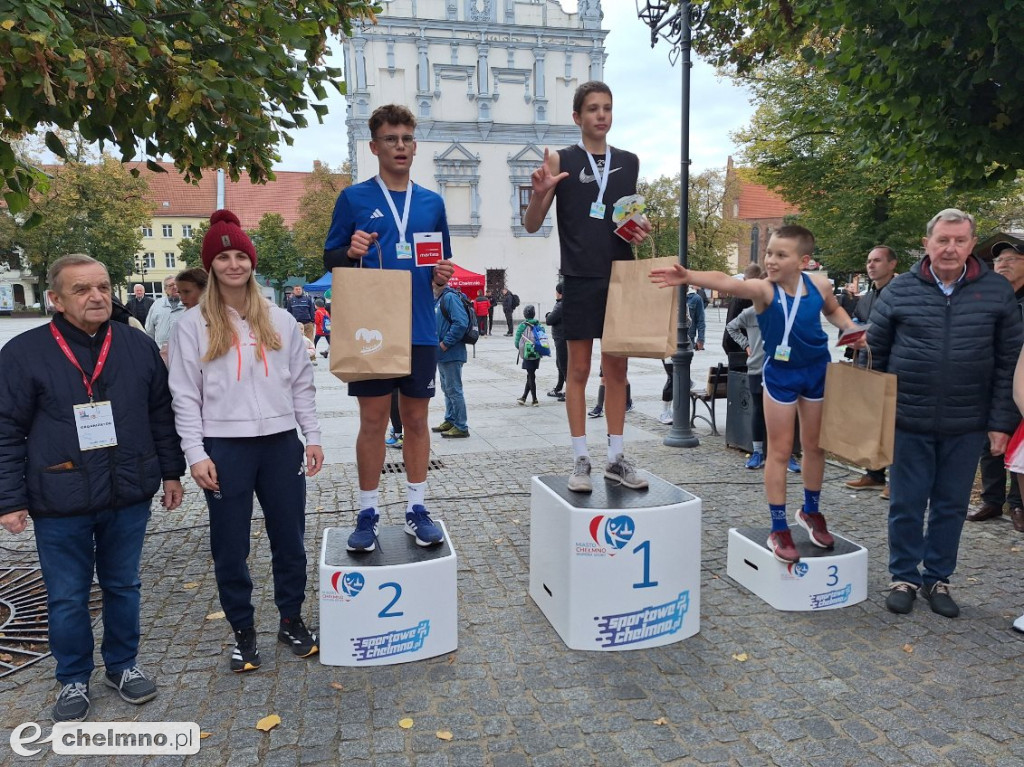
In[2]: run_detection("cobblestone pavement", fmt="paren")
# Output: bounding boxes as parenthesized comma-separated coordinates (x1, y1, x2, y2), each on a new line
(0, 315, 1022, 766)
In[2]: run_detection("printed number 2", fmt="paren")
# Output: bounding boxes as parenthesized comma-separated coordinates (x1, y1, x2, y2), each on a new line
(378, 582, 404, 618)
(632, 540, 659, 589)
(827, 565, 839, 587)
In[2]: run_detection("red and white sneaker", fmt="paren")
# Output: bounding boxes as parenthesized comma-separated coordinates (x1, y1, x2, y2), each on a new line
(796, 509, 835, 549)
(767, 529, 799, 564)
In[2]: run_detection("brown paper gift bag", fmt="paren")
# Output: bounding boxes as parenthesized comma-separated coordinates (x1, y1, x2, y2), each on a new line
(601, 256, 680, 359)
(818, 359, 896, 470)
(329, 264, 411, 383)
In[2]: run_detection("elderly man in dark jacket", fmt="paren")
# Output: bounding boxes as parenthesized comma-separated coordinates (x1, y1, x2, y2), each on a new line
(869, 209, 1022, 619)
(0, 255, 185, 723)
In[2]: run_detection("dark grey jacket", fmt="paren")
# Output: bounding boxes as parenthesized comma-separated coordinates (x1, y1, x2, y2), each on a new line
(867, 255, 1022, 435)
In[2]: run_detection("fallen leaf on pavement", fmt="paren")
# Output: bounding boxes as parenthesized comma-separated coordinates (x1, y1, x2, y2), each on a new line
(0, 653, 13, 663)
(330, 682, 344, 691)
(199, 732, 212, 739)
(493, 538, 503, 544)
(206, 611, 225, 621)
(653, 717, 669, 725)
(399, 718, 414, 729)
(183, 582, 199, 590)
(902, 644, 914, 654)
(732, 653, 748, 662)
(436, 730, 453, 741)
(256, 714, 281, 732)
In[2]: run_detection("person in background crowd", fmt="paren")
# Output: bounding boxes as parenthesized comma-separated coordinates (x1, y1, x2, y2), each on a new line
(473, 290, 491, 336)
(168, 209, 324, 673)
(314, 297, 331, 359)
(126, 283, 153, 325)
(175, 267, 208, 311)
(145, 275, 185, 362)
(287, 285, 317, 345)
(546, 282, 567, 402)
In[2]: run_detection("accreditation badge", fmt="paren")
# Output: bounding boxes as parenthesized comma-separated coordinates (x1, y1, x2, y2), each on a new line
(589, 202, 607, 219)
(396, 241, 413, 259)
(773, 345, 792, 362)
(73, 401, 118, 450)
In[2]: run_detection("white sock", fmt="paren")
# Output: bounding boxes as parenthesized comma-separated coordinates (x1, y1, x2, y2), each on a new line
(407, 480, 426, 513)
(608, 434, 624, 462)
(572, 436, 589, 460)
(359, 489, 379, 512)
(753, 441, 764, 452)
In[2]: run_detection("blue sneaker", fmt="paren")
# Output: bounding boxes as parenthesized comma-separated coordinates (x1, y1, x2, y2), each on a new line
(787, 456, 802, 474)
(385, 432, 403, 448)
(347, 508, 379, 552)
(405, 505, 444, 547)
(745, 451, 764, 470)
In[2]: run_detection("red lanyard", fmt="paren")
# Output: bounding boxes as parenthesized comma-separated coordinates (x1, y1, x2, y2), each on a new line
(50, 322, 112, 402)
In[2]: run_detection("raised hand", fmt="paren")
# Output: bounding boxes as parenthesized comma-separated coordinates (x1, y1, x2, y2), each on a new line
(531, 148, 569, 196)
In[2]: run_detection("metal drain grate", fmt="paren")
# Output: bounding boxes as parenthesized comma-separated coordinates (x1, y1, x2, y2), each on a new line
(0, 567, 101, 679)
(382, 458, 446, 475)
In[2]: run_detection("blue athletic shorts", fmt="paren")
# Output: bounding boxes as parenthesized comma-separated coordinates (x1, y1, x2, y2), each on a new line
(348, 345, 438, 399)
(762, 359, 826, 405)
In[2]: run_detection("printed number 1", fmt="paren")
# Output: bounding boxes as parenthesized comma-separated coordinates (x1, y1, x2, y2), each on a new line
(632, 540, 659, 589)
(378, 582, 404, 618)
(827, 565, 839, 587)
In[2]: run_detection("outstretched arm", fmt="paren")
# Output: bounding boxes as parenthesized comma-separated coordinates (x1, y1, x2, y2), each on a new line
(651, 266, 773, 308)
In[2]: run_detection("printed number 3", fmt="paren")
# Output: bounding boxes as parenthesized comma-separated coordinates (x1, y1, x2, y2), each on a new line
(827, 565, 839, 587)
(379, 582, 404, 618)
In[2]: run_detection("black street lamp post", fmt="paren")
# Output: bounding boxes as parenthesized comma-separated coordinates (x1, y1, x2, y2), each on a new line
(637, 0, 699, 448)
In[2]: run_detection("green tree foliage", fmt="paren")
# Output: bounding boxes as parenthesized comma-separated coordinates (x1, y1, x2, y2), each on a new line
(735, 62, 1020, 274)
(249, 213, 302, 294)
(638, 171, 740, 271)
(697, 0, 1024, 184)
(0, 154, 151, 297)
(292, 161, 351, 278)
(0, 0, 378, 214)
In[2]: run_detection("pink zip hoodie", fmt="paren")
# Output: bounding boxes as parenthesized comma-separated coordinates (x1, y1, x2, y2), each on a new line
(167, 304, 322, 467)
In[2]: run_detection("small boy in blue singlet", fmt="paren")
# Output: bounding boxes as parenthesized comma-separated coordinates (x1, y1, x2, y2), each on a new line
(651, 225, 860, 563)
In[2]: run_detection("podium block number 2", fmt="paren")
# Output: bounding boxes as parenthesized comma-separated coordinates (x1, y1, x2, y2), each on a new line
(378, 582, 405, 618)
(632, 540, 659, 590)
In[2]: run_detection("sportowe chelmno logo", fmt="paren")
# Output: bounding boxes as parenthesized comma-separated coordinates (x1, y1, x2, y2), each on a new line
(355, 327, 383, 355)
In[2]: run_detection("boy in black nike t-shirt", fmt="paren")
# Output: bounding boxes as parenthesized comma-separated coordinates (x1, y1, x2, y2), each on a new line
(522, 81, 650, 493)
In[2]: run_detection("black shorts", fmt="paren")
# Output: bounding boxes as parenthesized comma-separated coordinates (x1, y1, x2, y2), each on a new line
(348, 345, 438, 399)
(561, 275, 610, 341)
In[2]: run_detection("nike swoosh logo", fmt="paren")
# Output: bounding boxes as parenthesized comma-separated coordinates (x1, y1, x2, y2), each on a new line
(579, 167, 622, 184)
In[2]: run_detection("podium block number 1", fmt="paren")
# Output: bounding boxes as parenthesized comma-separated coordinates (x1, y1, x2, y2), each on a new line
(632, 540, 659, 590)
(379, 582, 405, 618)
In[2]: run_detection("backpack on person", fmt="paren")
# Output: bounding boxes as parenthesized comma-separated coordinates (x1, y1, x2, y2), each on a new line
(440, 289, 479, 346)
(531, 324, 551, 357)
(517, 323, 540, 360)
(510, 293, 520, 310)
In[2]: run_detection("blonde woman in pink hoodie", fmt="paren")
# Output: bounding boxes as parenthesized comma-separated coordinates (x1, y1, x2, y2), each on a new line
(168, 210, 323, 674)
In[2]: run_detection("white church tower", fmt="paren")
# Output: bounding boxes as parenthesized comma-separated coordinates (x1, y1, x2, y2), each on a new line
(343, 0, 607, 306)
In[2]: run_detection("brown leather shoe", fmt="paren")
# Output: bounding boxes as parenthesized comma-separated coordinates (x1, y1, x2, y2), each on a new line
(966, 502, 1004, 522)
(845, 475, 886, 491)
(879, 484, 890, 501)
(1010, 507, 1024, 533)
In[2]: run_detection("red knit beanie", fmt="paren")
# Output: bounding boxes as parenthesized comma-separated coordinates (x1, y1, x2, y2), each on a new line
(201, 209, 257, 270)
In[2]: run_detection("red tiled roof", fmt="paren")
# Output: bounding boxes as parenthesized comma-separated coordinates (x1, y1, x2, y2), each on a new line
(124, 162, 311, 227)
(736, 180, 800, 220)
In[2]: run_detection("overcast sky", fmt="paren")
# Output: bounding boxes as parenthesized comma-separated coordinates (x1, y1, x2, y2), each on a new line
(273, 1, 756, 183)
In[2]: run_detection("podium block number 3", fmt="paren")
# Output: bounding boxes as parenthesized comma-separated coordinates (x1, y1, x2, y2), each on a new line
(379, 582, 405, 618)
(632, 541, 659, 590)
(827, 566, 838, 587)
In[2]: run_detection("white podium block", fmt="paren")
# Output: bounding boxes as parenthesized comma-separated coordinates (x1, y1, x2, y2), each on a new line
(726, 526, 867, 611)
(529, 473, 701, 651)
(318, 524, 457, 666)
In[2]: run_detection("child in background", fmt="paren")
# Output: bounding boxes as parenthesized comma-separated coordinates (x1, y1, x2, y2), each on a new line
(514, 305, 543, 407)
(652, 224, 859, 564)
(299, 321, 317, 365)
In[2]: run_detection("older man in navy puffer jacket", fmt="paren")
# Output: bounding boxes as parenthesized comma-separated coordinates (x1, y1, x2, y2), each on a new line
(868, 209, 1022, 619)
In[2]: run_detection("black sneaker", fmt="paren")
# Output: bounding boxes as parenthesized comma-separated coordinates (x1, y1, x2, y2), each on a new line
(278, 617, 319, 658)
(885, 581, 918, 614)
(231, 626, 261, 672)
(52, 681, 90, 722)
(923, 582, 960, 618)
(104, 665, 157, 704)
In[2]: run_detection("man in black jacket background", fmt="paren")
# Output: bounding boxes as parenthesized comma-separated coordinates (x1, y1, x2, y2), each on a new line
(868, 210, 1022, 619)
(0, 255, 185, 723)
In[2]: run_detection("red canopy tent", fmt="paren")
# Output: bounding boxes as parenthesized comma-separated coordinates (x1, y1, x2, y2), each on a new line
(448, 263, 486, 297)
